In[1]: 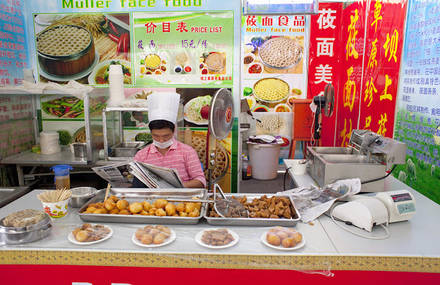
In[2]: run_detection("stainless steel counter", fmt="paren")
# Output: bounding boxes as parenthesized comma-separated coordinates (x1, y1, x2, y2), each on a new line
(0, 187, 31, 208)
(1, 148, 89, 186)
(1, 149, 88, 166)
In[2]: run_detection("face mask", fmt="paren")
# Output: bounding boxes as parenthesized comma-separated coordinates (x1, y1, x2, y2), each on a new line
(153, 138, 174, 149)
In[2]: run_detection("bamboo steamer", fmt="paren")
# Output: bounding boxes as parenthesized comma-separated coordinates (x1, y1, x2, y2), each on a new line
(37, 25, 95, 76)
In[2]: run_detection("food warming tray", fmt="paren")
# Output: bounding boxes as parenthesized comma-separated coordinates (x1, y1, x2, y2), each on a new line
(204, 193, 301, 227)
(79, 188, 207, 225)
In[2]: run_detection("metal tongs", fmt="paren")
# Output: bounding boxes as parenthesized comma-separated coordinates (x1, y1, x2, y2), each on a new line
(213, 184, 249, 218)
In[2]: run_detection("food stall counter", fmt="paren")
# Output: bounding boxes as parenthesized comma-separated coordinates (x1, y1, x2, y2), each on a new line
(0, 190, 336, 270)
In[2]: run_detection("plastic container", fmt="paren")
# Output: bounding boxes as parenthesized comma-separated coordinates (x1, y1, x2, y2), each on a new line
(41, 198, 70, 218)
(241, 154, 252, 180)
(291, 160, 308, 175)
(40, 132, 61, 155)
(108, 64, 124, 106)
(247, 143, 281, 180)
(51, 164, 73, 190)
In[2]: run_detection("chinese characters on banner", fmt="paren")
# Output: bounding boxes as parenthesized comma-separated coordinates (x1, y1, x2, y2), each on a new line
(133, 12, 233, 87)
(359, 0, 407, 139)
(335, 2, 366, 147)
(394, 0, 440, 203)
(0, 0, 28, 86)
(308, 2, 343, 146)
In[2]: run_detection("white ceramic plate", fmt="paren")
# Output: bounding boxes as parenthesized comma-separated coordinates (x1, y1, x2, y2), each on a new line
(38, 51, 99, 82)
(260, 231, 305, 251)
(88, 59, 132, 85)
(195, 228, 239, 249)
(68, 224, 113, 245)
(132, 228, 176, 248)
(183, 97, 211, 125)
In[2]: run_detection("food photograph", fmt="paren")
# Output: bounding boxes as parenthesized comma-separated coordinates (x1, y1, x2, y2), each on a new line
(243, 35, 304, 75)
(241, 76, 304, 112)
(1, 1, 438, 284)
(34, 13, 131, 85)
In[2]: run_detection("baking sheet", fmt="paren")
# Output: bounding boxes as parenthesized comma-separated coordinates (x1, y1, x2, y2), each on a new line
(78, 189, 206, 225)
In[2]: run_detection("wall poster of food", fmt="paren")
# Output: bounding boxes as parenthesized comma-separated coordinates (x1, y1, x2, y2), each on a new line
(133, 12, 234, 87)
(33, 13, 132, 85)
(241, 15, 308, 112)
(40, 94, 106, 119)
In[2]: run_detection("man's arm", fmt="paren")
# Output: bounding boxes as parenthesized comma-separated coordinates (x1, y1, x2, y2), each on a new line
(183, 179, 204, 188)
(183, 146, 207, 188)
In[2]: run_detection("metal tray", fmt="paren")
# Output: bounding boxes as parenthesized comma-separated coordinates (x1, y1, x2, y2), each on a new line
(78, 188, 207, 225)
(204, 193, 301, 227)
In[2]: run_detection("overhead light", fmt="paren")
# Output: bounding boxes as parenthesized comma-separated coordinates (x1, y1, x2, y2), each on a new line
(243, 0, 319, 15)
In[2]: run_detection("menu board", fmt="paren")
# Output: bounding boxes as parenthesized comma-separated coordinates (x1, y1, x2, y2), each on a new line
(394, 0, 440, 204)
(0, 0, 28, 86)
(241, 14, 307, 163)
(133, 12, 233, 87)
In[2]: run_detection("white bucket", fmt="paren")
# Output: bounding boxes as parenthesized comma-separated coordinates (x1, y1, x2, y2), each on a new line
(247, 143, 281, 180)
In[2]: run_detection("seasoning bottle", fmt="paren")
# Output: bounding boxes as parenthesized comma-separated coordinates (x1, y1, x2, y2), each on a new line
(242, 154, 252, 180)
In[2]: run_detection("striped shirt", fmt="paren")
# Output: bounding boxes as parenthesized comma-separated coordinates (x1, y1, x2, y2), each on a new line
(134, 139, 206, 187)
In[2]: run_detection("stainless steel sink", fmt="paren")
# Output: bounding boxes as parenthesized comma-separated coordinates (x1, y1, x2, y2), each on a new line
(307, 147, 386, 192)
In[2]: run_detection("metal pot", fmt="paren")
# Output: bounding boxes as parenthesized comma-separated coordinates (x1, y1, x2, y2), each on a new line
(0, 213, 52, 245)
(69, 187, 98, 208)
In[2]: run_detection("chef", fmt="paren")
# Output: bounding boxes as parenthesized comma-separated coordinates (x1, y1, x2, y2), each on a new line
(132, 92, 206, 188)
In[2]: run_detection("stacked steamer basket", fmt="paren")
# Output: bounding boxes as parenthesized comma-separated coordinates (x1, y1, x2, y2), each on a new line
(37, 25, 95, 76)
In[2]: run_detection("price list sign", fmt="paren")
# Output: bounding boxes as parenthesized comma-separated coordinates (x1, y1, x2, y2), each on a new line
(0, 0, 28, 86)
(133, 11, 234, 87)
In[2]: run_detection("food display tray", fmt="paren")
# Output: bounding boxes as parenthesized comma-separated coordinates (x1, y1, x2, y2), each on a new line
(78, 188, 207, 225)
(204, 193, 301, 227)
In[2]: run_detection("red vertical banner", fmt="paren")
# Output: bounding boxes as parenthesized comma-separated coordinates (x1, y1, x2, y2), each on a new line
(335, 1, 367, 147)
(359, 0, 407, 138)
(308, 2, 343, 146)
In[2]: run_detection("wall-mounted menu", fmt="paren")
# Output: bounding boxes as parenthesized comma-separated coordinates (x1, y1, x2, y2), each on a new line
(133, 12, 233, 87)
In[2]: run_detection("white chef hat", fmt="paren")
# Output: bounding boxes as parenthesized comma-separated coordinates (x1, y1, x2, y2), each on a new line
(147, 92, 180, 125)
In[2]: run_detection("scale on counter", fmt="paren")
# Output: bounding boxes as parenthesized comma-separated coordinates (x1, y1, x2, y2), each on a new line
(331, 189, 416, 238)
(307, 129, 407, 192)
(206, 88, 234, 190)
